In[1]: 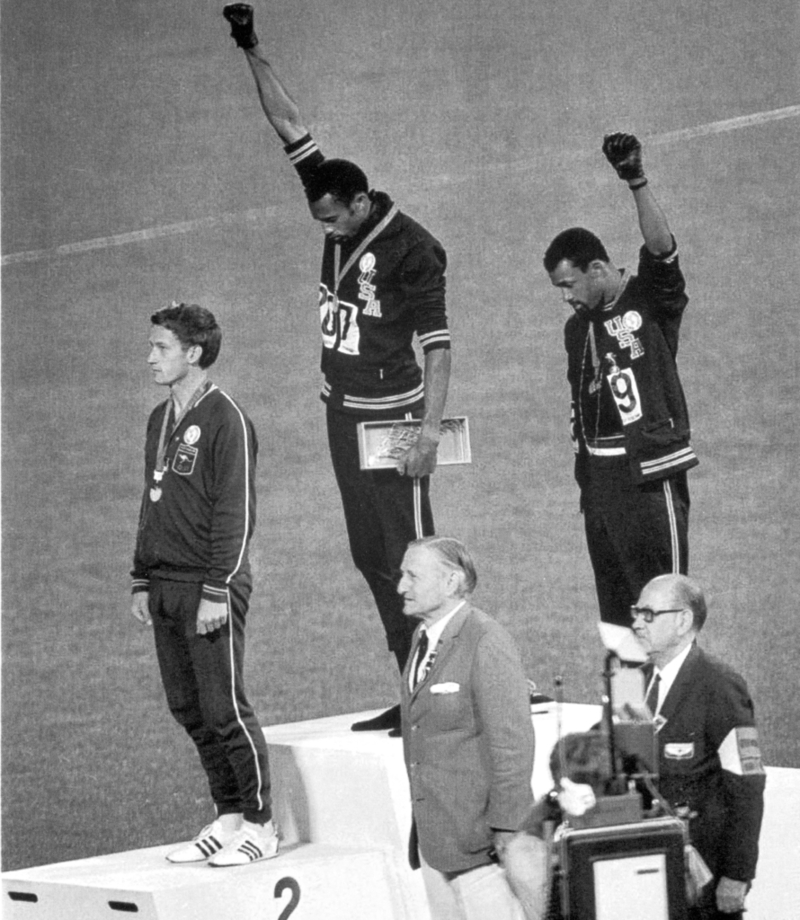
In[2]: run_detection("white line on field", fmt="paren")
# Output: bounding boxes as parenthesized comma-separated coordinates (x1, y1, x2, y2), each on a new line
(1, 207, 278, 266)
(646, 104, 800, 145)
(3, 103, 799, 267)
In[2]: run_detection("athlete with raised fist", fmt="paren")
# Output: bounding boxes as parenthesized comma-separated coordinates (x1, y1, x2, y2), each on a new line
(223, 5, 453, 732)
(543, 134, 698, 627)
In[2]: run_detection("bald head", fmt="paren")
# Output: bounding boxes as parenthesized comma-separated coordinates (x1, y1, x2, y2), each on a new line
(644, 574, 707, 632)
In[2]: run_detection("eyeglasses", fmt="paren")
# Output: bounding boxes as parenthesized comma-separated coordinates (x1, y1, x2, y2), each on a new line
(630, 606, 684, 624)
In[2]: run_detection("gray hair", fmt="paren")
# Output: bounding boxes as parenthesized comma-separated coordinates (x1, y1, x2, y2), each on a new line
(408, 536, 477, 596)
(649, 573, 708, 631)
(673, 575, 707, 631)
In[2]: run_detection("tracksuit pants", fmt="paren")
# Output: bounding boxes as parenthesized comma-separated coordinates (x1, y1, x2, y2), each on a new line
(148, 574, 271, 823)
(327, 405, 434, 672)
(581, 462, 690, 627)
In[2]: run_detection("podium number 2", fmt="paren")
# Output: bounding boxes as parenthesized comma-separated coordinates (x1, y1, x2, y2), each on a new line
(275, 877, 301, 919)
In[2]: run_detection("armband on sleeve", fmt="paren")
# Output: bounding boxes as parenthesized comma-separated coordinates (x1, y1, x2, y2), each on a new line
(718, 726, 765, 777)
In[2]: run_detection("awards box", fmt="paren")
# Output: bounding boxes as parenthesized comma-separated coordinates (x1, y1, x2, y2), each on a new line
(357, 417, 472, 470)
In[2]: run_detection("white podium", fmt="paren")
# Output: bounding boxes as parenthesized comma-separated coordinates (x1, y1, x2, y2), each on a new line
(1, 703, 599, 920)
(3, 704, 797, 920)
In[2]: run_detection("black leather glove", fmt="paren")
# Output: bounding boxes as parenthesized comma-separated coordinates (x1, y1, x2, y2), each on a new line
(602, 133, 645, 183)
(223, 3, 259, 50)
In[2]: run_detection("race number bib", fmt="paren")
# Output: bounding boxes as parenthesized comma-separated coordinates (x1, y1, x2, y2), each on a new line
(606, 367, 642, 425)
(319, 285, 361, 356)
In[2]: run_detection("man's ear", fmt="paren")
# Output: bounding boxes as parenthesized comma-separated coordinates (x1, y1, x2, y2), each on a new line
(352, 192, 370, 216)
(587, 259, 610, 280)
(186, 344, 203, 367)
(677, 606, 695, 636)
(451, 570, 468, 599)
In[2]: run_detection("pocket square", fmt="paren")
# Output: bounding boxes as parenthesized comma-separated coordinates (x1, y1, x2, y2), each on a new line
(430, 682, 460, 694)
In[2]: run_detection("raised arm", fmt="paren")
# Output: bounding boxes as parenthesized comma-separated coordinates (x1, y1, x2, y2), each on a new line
(223, 4, 308, 144)
(602, 133, 673, 256)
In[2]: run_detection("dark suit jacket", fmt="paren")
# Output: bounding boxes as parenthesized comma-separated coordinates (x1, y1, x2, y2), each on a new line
(401, 602, 535, 874)
(646, 643, 765, 882)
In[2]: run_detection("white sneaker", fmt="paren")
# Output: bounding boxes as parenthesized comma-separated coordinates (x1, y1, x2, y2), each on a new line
(208, 821, 279, 867)
(166, 819, 241, 864)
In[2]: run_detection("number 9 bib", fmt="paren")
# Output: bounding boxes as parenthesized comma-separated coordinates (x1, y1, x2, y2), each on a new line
(607, 367, 643, 425)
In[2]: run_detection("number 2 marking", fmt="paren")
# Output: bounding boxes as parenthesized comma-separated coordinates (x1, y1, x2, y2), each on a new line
(274, 877, 301, 920)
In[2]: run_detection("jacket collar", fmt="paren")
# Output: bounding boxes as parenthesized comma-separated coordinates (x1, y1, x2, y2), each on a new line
(656, 641, 702, 721)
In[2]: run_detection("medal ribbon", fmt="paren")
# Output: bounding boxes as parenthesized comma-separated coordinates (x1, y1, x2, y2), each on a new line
(153, 379, 211, 483)
(587, 323, 602, 388)
(580, 324, 607, 444)
(331, 204, 399, 307)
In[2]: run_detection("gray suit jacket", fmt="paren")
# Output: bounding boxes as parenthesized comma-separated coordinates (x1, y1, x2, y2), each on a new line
(401, 602, 535, 873)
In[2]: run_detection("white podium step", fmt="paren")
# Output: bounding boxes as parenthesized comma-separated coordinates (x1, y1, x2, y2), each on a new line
(263, 702, 602, 851)
(2, 704, 602, 920)
(4, 705, 797, 920)
(2, 841, 402, 920)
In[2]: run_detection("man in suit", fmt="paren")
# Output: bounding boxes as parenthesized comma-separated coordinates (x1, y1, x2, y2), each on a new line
(398, 536, 534, 919)
(632, 574, 766, 919)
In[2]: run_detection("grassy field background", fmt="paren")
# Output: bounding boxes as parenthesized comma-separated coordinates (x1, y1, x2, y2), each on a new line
(2, 0, 798, 871)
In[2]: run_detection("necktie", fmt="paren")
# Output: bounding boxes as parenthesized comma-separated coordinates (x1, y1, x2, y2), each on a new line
(412, 629, 429, 688)
(645, 673, 661, 717)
